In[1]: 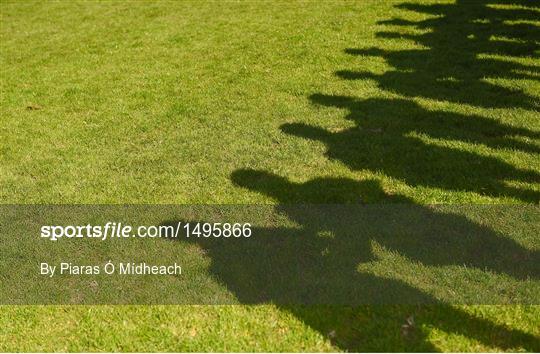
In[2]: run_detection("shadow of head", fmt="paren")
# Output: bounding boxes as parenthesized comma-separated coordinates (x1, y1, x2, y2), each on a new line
(336, 0, 540, 110)
(229, 169, 540, 281)
(280, 96, 540, 203)
(230, 168, 397, 203)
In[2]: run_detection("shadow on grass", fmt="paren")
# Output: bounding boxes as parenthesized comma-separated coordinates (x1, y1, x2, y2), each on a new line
(229, 172, 540, 351)
(298, 0, 540, 203)
(338, 0, 540, 110)
(170, 0, 540, 351)
(229, 170, 539, 282)
(222, 0, 539, 350)
(284, 95, 540, 202)
(164, 173, 539, 351)
(223, 0, 538, 350)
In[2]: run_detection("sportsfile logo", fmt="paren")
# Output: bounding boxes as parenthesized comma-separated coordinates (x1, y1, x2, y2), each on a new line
(40, 222, 179, 241)
(40, 222, 252, 241)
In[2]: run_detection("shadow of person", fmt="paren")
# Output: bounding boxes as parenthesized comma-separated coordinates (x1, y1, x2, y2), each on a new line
(337, 0, 540, 110)
(282, 95, 540, 202)
(229, 169, 539, 281)
(162, 170, 539, 351)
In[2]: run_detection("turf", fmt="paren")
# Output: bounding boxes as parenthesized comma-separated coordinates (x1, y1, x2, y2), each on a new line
(1, 0, 539, 352)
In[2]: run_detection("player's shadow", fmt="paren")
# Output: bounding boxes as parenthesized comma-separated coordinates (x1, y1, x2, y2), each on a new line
(338, 0, 540, 110)
(316, 0, 540, 203)
(283, 96, 540, 202)
(228, 169, 539, 284)
(164, 0, 540, 350)
(163, 172, 539, 351)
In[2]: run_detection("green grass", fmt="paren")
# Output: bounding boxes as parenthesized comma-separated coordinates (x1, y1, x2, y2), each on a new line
(1, 0, 539, 352)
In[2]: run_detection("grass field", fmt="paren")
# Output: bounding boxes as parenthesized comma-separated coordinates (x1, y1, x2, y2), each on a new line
(1, 0, 539, 352)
